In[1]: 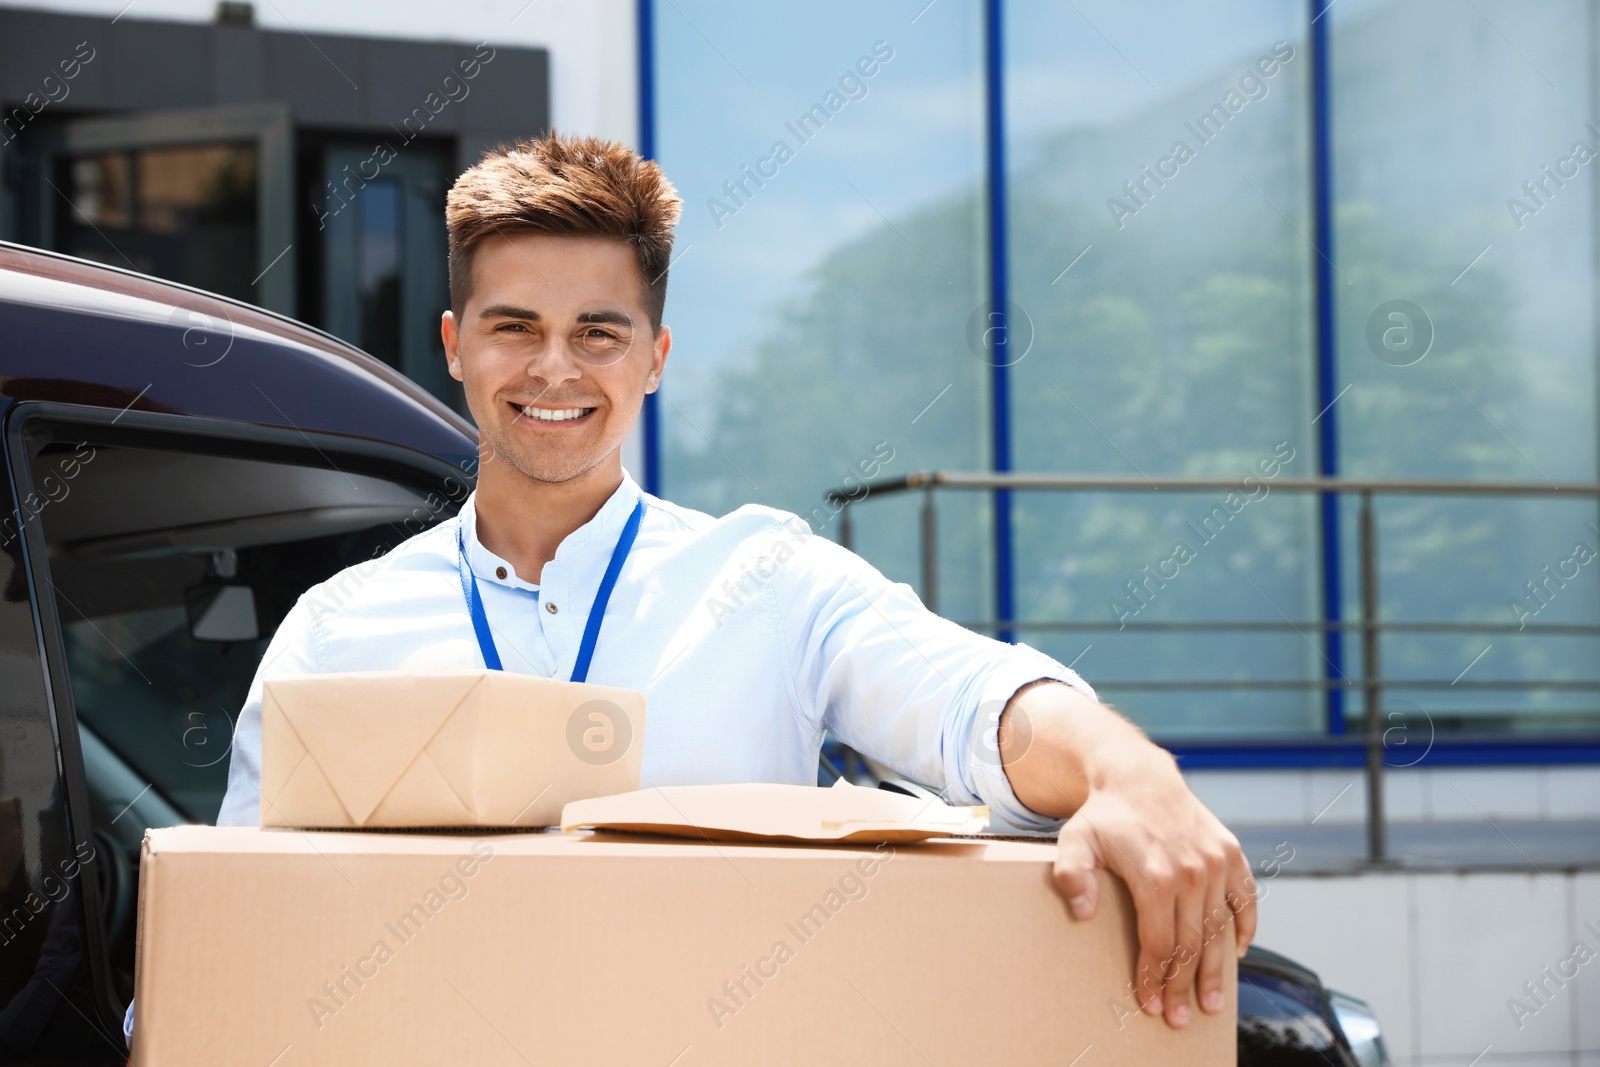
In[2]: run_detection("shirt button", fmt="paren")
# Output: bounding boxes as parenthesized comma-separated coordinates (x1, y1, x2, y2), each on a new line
(546, 602, 558, 614)
(495, 566, 507, 580)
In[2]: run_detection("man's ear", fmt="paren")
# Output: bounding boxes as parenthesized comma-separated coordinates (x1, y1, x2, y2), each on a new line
(442, 310, 463, 382)
(647, 324, 671, 393)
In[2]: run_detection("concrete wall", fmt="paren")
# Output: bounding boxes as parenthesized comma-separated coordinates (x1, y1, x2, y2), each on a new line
(0, 7, 549, 185)
(1257, 870, 1600, 1067)
(0, 0, 631, 146)
(1199, 765, 1600, 1063)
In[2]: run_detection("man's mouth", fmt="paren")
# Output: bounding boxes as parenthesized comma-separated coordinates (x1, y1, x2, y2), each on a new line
(512, 403, 597, 423)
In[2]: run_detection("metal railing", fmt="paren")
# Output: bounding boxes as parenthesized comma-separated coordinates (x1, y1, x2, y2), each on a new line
(825, 471, 1600, 864)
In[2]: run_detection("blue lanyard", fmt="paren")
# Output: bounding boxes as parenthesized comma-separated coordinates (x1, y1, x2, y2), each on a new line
(456, 497, 645, 683)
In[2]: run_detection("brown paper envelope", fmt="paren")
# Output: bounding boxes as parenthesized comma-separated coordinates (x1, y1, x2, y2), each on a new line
(561, 781, 989, 843)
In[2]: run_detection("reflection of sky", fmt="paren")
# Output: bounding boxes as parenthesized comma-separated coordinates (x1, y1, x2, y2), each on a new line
(1004, 0, 1302, 144)
(656, 0, 983, 409)
(1327, 0, 1594, 480)
(655, 0, 1309, 418)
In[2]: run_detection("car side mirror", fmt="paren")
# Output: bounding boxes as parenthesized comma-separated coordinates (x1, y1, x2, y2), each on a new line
(184, 583, 260, 643)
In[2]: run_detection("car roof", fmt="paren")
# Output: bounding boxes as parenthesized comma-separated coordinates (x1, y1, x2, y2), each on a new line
(0, 241, 477, 467)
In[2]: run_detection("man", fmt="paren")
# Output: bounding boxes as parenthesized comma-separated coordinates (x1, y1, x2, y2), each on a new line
(209, 133, 1253, 1033)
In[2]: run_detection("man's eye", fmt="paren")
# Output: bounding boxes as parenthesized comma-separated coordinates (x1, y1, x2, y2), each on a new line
(584, 328, 618, 342)
(498, 322, 529, 333)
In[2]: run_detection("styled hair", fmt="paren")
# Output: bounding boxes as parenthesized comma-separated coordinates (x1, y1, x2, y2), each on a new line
(445, 132, 682, 331)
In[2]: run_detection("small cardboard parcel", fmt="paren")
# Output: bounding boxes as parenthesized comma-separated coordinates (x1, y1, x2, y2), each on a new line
(132, 670, 1236, 1065)
(259, 671, 646, 828)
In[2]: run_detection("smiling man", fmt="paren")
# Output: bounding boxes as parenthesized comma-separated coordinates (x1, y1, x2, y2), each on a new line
(204, 133, 1256, 1036)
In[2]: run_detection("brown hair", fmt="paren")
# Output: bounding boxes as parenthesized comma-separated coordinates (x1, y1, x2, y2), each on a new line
(445, 132, 682, 331)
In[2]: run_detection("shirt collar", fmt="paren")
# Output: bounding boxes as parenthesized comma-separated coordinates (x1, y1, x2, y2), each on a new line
(459, 467, 644, 588)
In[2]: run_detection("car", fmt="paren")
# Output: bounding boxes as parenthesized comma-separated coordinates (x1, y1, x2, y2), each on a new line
(1238, 946, 1389, 1067)
(0, 241, 1391, 1066)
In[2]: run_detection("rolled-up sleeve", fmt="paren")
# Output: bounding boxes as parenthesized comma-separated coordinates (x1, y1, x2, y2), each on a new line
(775, 522, 1097, 832)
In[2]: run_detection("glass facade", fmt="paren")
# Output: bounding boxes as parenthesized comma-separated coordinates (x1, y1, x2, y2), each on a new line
(1329, 0, 1600, 736)
(648, 0, 1600, 752)
(653, 0, 994, 620)
(1005, 0, 1317, 737)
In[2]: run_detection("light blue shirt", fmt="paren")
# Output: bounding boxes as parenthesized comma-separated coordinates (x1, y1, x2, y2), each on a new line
(215, 468, 1095, 831)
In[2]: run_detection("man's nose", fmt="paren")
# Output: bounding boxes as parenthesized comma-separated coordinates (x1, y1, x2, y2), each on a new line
(523, 335, 584, 387)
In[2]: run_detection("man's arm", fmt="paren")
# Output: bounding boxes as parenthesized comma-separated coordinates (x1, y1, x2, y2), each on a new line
(998, 679, 1257, 1030)
(774, 520, 1090, 831)
(773, 520, 1253, 1030)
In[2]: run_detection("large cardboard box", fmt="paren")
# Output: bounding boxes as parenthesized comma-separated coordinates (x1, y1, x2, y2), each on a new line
(132, 826, 1236, 1065)
(261, 671, 645, 828)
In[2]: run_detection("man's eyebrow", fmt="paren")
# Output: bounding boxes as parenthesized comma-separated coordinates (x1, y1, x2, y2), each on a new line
(577, 309, 635, 328)
(478, 303, 540, 321)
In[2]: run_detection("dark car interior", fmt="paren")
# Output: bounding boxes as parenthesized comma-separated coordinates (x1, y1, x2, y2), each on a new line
(12, 420, 455, 1009)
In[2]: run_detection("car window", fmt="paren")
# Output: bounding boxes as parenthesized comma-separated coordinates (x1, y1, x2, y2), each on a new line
(62, 603, 269, 823)
(25, 434, 457, 826)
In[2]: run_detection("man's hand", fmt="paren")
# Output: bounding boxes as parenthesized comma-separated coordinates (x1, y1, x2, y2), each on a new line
(996, 680, 1257, 1030)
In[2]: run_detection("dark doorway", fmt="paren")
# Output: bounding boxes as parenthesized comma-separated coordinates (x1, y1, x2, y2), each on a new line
(316, 140, 462, 414)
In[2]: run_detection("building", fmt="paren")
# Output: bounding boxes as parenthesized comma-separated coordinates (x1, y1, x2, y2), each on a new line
(0, 2, 560, 414)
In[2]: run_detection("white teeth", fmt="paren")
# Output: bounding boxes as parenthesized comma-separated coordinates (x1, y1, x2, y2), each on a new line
(521, 406, 592, 422)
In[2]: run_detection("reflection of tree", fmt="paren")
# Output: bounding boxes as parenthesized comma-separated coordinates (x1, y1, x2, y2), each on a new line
(1334, 200, 1520, 479)
(677, 197, 983, 520)
(1333, 200, 1594, 730)
(1002, 171, 1325, 734)
(668, 196, 994, 618)
(1237, 1016, 1339, 1067)
(682, 45, 1595, 736)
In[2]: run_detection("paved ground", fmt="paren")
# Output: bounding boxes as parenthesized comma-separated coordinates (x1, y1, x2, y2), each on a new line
(1234, 818, 1600, 874)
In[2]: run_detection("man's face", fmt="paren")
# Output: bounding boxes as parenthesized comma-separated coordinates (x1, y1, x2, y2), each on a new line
(442, 232, 669, 485)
